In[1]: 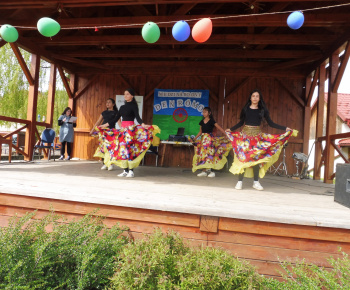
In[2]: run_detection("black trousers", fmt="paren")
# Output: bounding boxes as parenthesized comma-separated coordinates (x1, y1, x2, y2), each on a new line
(60, 141, 72, 156)
(238, 164, 259, 182)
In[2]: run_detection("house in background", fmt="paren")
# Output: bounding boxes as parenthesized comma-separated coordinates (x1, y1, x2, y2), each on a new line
(309, 93, 350, 177)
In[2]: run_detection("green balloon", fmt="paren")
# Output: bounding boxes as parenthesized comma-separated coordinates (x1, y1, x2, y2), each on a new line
(142, 22, 160, 44)
(0, 24, 19, 43)
(37, 17, 60, 37)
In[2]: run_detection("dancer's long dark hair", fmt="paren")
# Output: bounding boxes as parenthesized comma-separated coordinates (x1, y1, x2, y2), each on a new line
(61, 107, 72, 116)
(239, 89, 269, 122)
(107, 98, 118, 112)
(203, 107, 216, 122)
(125, 88, 138, 106)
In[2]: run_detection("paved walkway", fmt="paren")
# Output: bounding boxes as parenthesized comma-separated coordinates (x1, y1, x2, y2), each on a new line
(1, 160, 349, 229)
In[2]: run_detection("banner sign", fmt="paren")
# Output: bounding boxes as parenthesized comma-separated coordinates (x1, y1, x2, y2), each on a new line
(152, 89, 209, 140)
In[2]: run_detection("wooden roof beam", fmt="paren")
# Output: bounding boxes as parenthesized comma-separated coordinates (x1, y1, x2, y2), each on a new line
(57, 65, 73, 99)
(1, 0, 348, 9)
(74, 66, 304, 78)
(306, 67, 319, 106)
(306, 30, 350, 75)
(52, 53, 109, 70)
(172, 3, 196, 15)
(13, 14, 350, 28)
(255, 2, 290, 50)
(332, 41, 350, 93)
(9, 42, 34, 86)
(16, 38, 75, 73)
(27, 34, 335, 46)
(276, 78, 305, 107)
(57, 49, 322, 59)
(97, 59, 270, 68)
(125, 5, 152, 16)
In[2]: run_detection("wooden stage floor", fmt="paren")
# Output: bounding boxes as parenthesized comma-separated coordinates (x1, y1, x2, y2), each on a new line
(0, 160, 347, 229)
(1, 160, 350, 278)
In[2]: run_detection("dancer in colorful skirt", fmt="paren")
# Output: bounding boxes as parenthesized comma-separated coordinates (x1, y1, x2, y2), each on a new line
(191, 107, 232, 177)
(226, 89, 297, 191)
(90, 98, 121, 171)
(98, 88, 160, 178)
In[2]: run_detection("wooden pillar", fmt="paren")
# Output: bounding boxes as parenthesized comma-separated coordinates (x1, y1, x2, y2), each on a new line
(68, 73, 76, 114)
(218, 76, 225, 128)
(24, 54, 40, 161)
(314, 63, 326, 180)
(324, 53, 339, 183)
(139, 75, 147, 120)
(46, 64, 57, 127)
(303, 76, 311, 155)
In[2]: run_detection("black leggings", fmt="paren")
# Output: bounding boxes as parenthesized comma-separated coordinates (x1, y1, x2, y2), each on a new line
(238, 164, 259, 182)
(123, 168, 134, 172)
(60, 141, 72, 156)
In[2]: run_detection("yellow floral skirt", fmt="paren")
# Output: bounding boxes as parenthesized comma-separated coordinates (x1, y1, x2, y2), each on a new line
(226, 126, 298, 178)
(93, 125, 161, 169)
(192, 133, 232, 172)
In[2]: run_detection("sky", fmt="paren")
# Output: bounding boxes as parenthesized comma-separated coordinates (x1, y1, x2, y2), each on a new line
(337, 62, 350, 94)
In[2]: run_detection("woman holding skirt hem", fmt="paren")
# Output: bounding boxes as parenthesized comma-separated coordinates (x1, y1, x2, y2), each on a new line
(191, 107, 232, 177)
(98, 88, 159, 178)
(225, 89, 297, 191)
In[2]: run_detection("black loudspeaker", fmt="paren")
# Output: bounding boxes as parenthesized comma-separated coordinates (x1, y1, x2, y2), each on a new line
(334, 163, 350, 209)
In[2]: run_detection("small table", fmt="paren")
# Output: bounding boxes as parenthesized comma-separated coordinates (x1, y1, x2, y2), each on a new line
(160, 140, 194, 167)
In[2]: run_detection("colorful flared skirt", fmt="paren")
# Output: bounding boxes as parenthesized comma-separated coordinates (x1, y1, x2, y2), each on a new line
(191, 133, 232, 172)
(93, 125, 161, 169)
(226, 125, 298, 178)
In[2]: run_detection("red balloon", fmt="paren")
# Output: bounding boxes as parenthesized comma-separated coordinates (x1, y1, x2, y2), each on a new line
(192, 18, 212, 43)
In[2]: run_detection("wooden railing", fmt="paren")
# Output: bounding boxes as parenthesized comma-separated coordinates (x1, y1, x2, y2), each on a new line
(315, 132, 350, 180)
(0, 116, 51, 160)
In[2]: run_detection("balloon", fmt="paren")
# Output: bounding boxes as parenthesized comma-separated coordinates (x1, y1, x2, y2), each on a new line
(192, 18, 212, 43)
(0, 25, 19, 43)
(37, 17, 60, 37)
(142, 22, 160, 43)
(172, 20, 190, 42)
(287, 11, 304, 30)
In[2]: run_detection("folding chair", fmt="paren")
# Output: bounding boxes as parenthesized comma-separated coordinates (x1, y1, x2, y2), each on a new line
(32, 128, 56, 161)
(142, 136, 160, 167)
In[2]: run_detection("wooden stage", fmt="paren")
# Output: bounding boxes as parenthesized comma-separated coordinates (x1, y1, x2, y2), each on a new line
(1, 160, 350, 279)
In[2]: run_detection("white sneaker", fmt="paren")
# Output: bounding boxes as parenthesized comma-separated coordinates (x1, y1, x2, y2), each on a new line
(197, 171, 208, 177)
(126, 170, 134, 178)
(101, 165, 108, 170)
(118, 170, 128, 177)
(58, 155, 64, 160)
(235, 181, 243, 190)
(108, 165, 114, 171)
(253, 181, 264, 191)
(207, 171, 215, 178)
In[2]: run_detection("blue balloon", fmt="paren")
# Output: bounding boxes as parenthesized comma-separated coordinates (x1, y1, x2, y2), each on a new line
(287, 11, 304, 30)
(172, 20, 190, 42)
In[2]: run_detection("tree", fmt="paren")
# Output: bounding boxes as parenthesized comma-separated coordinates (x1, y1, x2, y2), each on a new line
(0, 43, 68, 133)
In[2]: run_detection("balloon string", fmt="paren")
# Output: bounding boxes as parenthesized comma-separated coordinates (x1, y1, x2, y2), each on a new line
(7, 2, 350, 30)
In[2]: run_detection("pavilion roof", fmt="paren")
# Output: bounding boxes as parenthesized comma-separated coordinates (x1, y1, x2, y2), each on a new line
(1, 0, 350, 76)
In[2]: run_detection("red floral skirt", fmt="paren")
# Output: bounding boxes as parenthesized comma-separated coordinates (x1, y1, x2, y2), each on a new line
(93, 125, 160, 169)
(192, 133, 232, 172)
(226, 126, 297, 178)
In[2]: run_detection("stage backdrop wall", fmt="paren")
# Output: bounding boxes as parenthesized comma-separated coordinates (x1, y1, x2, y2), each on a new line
(152, 89, 209, 140)
(72, 74, 304, 169)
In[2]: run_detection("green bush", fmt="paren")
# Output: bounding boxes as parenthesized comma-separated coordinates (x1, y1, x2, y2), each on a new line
(1, 211, 350, 289)
(262, 252, 350, 290)
(0, 211, 129, 289)
(109, 230, 265, 289)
